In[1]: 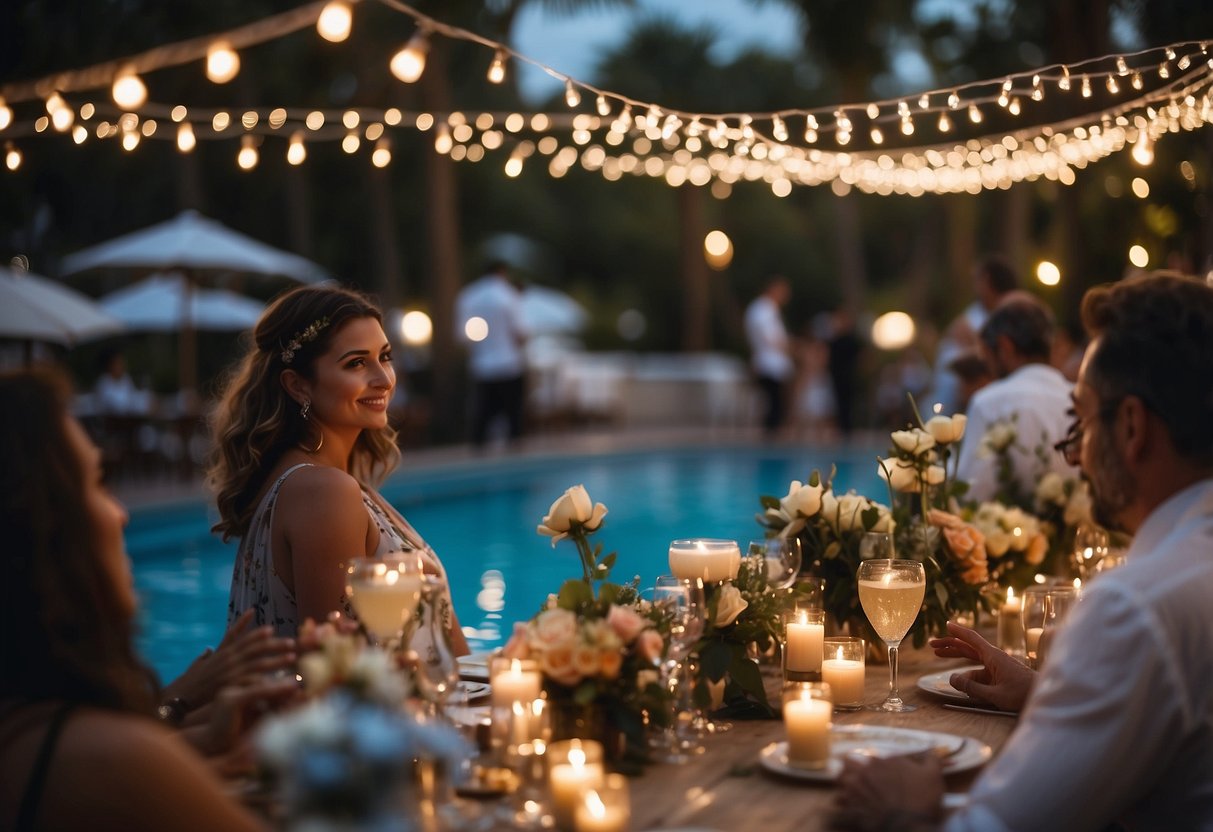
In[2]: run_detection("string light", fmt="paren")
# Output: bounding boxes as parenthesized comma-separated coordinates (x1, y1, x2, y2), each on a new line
(1132, 131, 1155, 165)
(772, 114, 787, 142)
(237, 135, 258, 169)
(487, 49, 506, 84)
(937, 112, 951, 132)
(1106, 75, 1119, 94)
(804, 114, 818, 143)
(287, 131, 306, 164)
(1031, 75, 1044, 101)
(341, 131, 360, 153)
(206, 41, 240, 84)
(71, 124, 87, 144)
(968, 103, 983, 123)
(0, 99, 10, 131)
(316, 1, 352, 43)
(595, 95, 610, 117)
(1059, 66, 1072, 91)
(176, 122, 196, 152)
(390, 29, 430, 83)
(1081, 75, 1092, 98)
(371, 137, 391, 167)
(111, 69, 147, 109)
(564, 81, 580, 108)
(5, 143, 21, 170)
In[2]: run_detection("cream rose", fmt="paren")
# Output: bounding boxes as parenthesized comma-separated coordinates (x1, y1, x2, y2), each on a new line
(572, 644, 603, 679)
(539, 644, 581, 686)
(925, 464, 946, 486)
(532, 607, 578, 649)
(878, 457, 922, 493)
(981, 422, 1017, 456)
(606, 604, 646, 644)
(537, 484, 608, 545)
(715, 584, 748, 627)
(891, 428, 936, 455)
(1035, 472, 1066, 505)
(925, 413, 967, 444)
(767, 479, 824, 537)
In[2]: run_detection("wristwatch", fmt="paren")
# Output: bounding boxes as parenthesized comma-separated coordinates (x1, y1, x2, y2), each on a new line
(157, 697, 189, 727)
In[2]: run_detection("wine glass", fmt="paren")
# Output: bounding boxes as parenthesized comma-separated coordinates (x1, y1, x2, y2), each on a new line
(1038, 586, 1081, 667)
(649, 575, 707, 760)
(1072, 524, 1109, 580)
(411, 574, 463, 709)
(748, 537, 803, 590)
(856, 559, 926, 713)
(858, 531, 895, 560)
(1020, 585, 1049, 669)
(345, 553, 425, 650)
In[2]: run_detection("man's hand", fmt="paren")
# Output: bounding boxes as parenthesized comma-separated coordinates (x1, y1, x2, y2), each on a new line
(929, 620, 1035, 712)
(832, 754, 944, 831)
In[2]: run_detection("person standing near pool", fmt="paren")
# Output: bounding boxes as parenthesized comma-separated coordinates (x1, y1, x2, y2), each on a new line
(209, 284, 469, 657)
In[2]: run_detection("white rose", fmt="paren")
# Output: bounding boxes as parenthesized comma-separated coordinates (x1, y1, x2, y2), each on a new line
(715, 584, 748, 627)
(986, 531, 1011, 557)
(891, 428, 936, 455)
(925, 464, 946, 486)
(925, 413, 967, 444)
(878, 457, 922, 493)
(868, 503, 896, 533)
(782, 479, 824, 520)
(834, 493, 867, 531)
(1064, 483, 1093, 527)
(1035, 472, 1066, 505)
(981, 422, 1017, 456)
(532, 607, 578, 648)
(537, 485, 608, 545)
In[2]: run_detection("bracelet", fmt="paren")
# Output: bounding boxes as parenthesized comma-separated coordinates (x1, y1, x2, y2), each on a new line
(156, 697, 189, 727)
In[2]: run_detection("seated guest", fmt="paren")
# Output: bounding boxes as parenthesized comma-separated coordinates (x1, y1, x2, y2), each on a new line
(834, 272, 1213, 831)
(954, 292, 1072, 503)
(0, 369, 282, 831)
(209, 284, 468, 656)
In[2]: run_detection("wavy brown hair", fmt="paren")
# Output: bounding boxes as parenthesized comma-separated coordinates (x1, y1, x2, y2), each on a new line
(0, 369, 156, 712)
(208, 284, 400, 541)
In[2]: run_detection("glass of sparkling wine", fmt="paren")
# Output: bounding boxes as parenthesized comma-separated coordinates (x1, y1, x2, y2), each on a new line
(345, 553, 425, 650)
(857, 559, 926, 713)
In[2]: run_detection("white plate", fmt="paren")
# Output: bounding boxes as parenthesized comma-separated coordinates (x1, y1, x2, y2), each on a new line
(457, 652, 492, 681)
(758, 725, 990, 782)
(916, 666, 984, 702)
(456, 680, 491, 701)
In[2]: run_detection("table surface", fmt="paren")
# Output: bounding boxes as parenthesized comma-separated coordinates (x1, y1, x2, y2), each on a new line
(624, 646, 1015, 832)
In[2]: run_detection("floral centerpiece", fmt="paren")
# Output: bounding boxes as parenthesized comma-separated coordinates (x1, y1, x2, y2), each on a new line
(503, 485, 669, 765)
(257, 625, 471, 832)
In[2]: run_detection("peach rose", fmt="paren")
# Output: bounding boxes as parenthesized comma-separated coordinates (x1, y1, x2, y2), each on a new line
(1026, 532, 1048, 566)
(635, 628, 664, 664)
(598, 648, 623, 680)
(606, 604, 647, 644)
(539, 644, 581, 686)
(572, 644, 602, 679)
(502, 621, 531, 660)
(532, 608, 578, 649)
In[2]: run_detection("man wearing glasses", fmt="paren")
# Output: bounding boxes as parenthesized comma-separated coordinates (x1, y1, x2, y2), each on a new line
(834, 272, 1213, 831)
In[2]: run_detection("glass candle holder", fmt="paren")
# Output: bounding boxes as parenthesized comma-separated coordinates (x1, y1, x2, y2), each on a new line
(490, 657, 543, 756)
(782, 681, 833, 770)
(668, 538, 741, 584)
(821, 637, 865, 710)
(997, 586, 1025, 657)
(783, 608, 825, 681)
(574, 772, 630, 832)
(548, 739, 605, 832)
(792, 575, 827, 612)
(1020, 586, 1049, 669)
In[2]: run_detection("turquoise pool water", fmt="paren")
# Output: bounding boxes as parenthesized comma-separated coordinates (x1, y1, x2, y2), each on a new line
(130, 443, 882, 682)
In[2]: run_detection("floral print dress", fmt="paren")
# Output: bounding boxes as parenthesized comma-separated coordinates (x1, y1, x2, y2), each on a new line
(227, 463, 455, 646)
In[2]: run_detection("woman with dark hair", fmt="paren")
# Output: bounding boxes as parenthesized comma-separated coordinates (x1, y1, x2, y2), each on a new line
(0, 369, 271, 831)
(210, 284, 468, 656)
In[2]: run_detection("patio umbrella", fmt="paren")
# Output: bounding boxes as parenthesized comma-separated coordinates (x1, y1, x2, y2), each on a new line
(61, 210, 327, 395)
(98, 273, 265, 332)
(0, 266, 124, 347)
(521, 285, 587, 335)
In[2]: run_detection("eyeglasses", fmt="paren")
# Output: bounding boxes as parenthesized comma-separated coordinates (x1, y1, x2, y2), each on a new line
(1053, 400, 1124, 466)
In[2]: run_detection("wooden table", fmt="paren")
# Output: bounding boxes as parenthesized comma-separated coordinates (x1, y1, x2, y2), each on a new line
(625, 646, 1014, 832)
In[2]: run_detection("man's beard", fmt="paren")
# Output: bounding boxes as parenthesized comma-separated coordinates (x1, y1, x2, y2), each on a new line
(1086, 425, 1134, 533)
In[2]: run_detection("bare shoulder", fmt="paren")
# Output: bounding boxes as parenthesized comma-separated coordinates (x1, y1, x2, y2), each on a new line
(277, 464, 364, 509)
(47, 710, 264, 830)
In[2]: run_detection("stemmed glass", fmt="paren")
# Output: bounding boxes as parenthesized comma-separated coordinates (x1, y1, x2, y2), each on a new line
(345, 552, 425, 651)
(748, 537, 803, 590)
(1072, 524, 1109, 581)
(412, 574, 462, 709)
(649, 575, 707, 761)
(857, 559, 926, 713)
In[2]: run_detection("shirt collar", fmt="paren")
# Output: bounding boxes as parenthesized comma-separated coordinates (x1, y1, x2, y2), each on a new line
(1126, 478, 1213, 561)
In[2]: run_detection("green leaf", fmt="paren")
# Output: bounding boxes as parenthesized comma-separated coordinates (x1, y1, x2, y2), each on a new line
(601, 552, 617, 571)
(728, 653, 772, 712)
(557, 579, 594, 610)
(808, 470, 821, 488)
(861, 506, 880, 531)
(760, 495, 782, 510)
(598, 582, 622, 605)
(699, 641, 732, 681)
(824, 541, 842, 559)
(934, 582, 950, 607)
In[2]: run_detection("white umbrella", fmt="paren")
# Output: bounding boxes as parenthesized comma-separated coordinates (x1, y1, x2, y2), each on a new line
(98, 273, 264, 332)
(60, 210, 328, 282)
(521, 285, 587, 335)
(0, 266, 124, 345)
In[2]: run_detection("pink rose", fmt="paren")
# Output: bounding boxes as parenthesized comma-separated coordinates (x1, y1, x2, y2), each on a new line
(532, 608, 578, 649)
(539, 644, 581, 687)
(606, 604, 646, 644)
(572, 644, 602, 679)
(598, 649, 623, 680)
(634, 629, 664, 664)
(502, 622, 530, 660)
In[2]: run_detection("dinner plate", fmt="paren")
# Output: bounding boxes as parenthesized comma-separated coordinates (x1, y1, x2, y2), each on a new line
(758, 725, 990, 782)
(456, 680, 491, 701)
(457, 652, 492, 681)
(916, 666, 984, 702)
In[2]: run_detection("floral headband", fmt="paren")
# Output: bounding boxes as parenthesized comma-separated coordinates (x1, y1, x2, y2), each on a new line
(280, 317, 330, 364)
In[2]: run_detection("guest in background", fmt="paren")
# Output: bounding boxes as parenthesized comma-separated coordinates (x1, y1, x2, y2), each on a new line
(954, 293, 1072, 503)
(826, 308, 863, 437)
(0, 368, 284, 831)
(209, 284, 468, 656)
(792, 335, 836, 440)
(1051, 318, 1087, 382)
(744, 275, 794, 435)
(945, 352, 993, 413)
(928, 255, 1019, 413)
(834, 271, 1213, 832)
(94, 347, 153, 417)
(455, 260, 529, 447)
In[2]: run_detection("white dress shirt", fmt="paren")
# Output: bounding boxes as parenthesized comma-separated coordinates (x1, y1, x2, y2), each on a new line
(455, 274, 527, 381)
(946, 478, 1213, 831)
(744, 295, 793, 381)
(955, 363, 1073, 503)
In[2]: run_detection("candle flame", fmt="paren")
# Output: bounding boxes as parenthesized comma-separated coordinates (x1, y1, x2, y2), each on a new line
(510, 658, 521, 673)
(585, 789, 606, 819)
(835, 646, 844, 661)
(797, 610, 808, 625)
(569, 748, 586, 767)
(1073, 578, 1082, 589)
(1007, 586, 1016, 603)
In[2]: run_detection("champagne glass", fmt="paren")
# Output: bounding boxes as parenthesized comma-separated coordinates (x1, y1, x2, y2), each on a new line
(1020, 585, 1049, 669)
(648, 575, 707, 762)
(1038, 586, 1080, 667)
(1072, 524, 1109, 580)
(345, 553, 425, 651)
(857, 559, 926, 713)
(748, 537, 803, 590)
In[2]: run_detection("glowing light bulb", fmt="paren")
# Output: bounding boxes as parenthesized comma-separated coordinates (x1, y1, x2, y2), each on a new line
(434, 125, 452, 154)
(237, 136, 258, 170)
(1081, 76, 1092, 98)
(487, 49, 506, 84)
(938, 112, 951, 132)
(1059, 67, 1072, 91)
(596, 95, 610, 117)
(1036, 260, 1061, 286)
(121, 130, 140, 151)
(772, 115, 787, 141)
(316, 1, 352, 42)
(870, 127, 883, 144)
(72, 124, 87, 144)
(1132, 131, 1154, 166)
(564, 81, 581, 108)
(968, 103, 983, 123)
(287, 131, 306, 165)
(171, 105, 187, 122)
(948, 91, 960, 110)
(1008, 97, 1022, 116)
(900, 116, 914, 136)
(112, 70, 147, 109)
(1106, 75, 1119, 94)
(50, 105, 74, 132)
(176, 122, 196, 152)
(206, 42, 240, 84)
(371, 137, 391, 167)
(1129, 244, 1149, 268)
(0, 99, 10, 131)
(5, 143, 21, 170)
(390, 31, 429, 83)
(1131, 72, 1143, 90)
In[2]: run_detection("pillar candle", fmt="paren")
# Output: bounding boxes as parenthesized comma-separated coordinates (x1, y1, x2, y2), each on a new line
(821, 659, 865, 707)
(784, 696, 832, 769)
(491, 658, 542, 709)
(998, 587, 1024, 655)
(785, 614, 824, 674)
(550, 747, 605, 831)
(1025, 626, 1044, 657)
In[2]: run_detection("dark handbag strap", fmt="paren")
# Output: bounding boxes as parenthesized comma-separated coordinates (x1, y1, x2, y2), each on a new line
(14, 703, 75, 832)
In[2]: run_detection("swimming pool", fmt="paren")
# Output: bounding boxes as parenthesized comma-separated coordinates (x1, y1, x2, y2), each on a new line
(130, 442, 883, 682)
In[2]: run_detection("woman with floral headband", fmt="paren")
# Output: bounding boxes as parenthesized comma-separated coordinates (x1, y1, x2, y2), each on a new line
(209, 284, 468, 657)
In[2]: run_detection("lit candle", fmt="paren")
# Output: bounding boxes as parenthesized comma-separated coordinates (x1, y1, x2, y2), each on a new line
(784, 694, 832, 769)
(821, 656, 864, 708)
(549, 742, 605, 831)
(491, 657, 542, 709)
(574, 774, 630, 832)
(784, 610, 824, 676)
(1025, 626, 1044, 657)
(668, 538, 741, 583)
(998, 586, 1024, 656)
